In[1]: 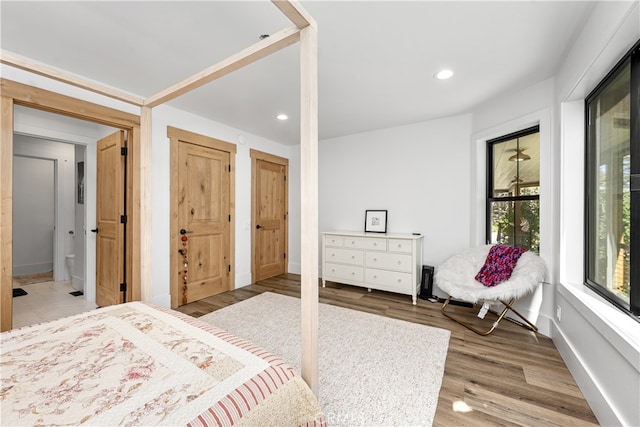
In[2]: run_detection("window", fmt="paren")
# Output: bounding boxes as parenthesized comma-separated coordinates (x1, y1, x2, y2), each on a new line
(486, 126, 540, 252)
(585, 40, 640, 319)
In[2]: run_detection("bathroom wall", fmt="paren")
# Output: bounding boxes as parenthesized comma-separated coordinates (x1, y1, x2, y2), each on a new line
(12, 154, 55, 275)
(73, 145, 86, 291)
(13, 135, 75, 280)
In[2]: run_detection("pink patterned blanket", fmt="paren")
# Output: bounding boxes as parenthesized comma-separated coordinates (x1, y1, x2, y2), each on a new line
(1, 302, 325, 426)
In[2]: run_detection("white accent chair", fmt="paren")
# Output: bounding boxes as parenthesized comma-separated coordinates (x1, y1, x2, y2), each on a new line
(434, 245, 546, 336)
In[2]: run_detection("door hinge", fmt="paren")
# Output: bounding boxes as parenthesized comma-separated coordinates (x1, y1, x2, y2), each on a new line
(228, 265, 231, 273)
(121, 147, 128, 156)
(228, 215, 231, 222)
(284, 253, 286, 259)
(120, 282, 127, 292)
(228, 164, 232, 172)
(284, 175, 287, 181)
(120, 215, 127, 224)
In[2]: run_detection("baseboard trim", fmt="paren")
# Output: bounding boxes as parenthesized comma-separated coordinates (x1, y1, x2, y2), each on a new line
(551, 320, 622, 426)
(235, 273, 252, 288)
(288, 262, 301, 275)
(13, 263, 53, 276)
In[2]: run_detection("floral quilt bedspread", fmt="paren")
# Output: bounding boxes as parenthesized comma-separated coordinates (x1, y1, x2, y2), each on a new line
(1, 302, 324, 426)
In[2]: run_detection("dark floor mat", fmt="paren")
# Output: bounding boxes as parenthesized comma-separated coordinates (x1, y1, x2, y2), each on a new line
(69, 291, 84, 297)
(13, 288, 28, 297)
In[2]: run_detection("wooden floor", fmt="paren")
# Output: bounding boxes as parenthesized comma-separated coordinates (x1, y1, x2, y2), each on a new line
(175, 273, 598, 427)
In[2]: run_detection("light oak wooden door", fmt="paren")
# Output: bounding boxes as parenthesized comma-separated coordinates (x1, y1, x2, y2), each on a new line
(253, 155, 287, 282)
(177, 142, 231, 305)
(95, 130, 125, 307)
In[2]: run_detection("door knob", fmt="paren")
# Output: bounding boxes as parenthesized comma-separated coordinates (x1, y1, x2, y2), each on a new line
(180, 229, 193, 235)
(256, 224, 262, 229)
(90, 228, 99, 233)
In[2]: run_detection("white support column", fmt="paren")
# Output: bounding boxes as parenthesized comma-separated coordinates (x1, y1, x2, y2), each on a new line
(299, 24, 319, 394)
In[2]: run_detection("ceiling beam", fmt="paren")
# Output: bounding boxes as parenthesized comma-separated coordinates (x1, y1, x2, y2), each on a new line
(272, 0, 317, 29)
(144, 26, 300, 108)
(0, 50, 145, 107)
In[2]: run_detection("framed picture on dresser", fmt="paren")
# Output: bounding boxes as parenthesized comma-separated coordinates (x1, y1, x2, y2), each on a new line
(364, 210, 387, 233)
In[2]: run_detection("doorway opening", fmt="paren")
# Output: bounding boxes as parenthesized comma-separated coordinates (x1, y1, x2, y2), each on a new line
(1, 78, 142, 332)
(10, 106, 121, 328)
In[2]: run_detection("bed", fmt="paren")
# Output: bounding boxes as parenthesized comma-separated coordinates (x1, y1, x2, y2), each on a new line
(0, 302, 325, 426)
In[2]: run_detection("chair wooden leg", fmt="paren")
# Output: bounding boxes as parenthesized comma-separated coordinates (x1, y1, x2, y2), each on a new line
(441, 296, 538, 336)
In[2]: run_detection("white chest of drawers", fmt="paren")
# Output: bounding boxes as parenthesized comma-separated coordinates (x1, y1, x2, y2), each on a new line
(322, 231, 424, 304)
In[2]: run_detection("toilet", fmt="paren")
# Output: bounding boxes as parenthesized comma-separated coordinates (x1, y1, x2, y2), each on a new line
(66, 254, 82, 291)
(65, 254, 75, 281)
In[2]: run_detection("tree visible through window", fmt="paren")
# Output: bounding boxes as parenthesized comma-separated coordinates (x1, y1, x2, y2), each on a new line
(486, 126, 540, 252)
(586, 39, 639, 318)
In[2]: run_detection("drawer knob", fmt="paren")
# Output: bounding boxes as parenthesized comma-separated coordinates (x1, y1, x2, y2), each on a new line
(373, 275, 378, 279)
(373, 243, 377, 246)
(373, 258, 377, 262)
(397, 279, 402, 283)
(397, 261, 402, 265)
(351, 255, 355, 259)
(351, 272, 355, 275)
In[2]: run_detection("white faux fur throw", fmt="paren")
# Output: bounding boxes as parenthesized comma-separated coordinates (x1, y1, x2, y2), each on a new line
(434, 245, 546, 303)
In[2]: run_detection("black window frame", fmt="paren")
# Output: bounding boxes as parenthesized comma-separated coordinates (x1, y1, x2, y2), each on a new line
(486, 125, 540, 250)
(584, 39, 640, 320)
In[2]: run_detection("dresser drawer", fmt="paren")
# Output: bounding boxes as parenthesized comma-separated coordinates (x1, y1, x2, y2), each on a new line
(325, 247, 364, 266)
(324, 235, 344, 247)
(365, 251, 412, 272)
(344, 236, 387, 251)
(388, 238, 413, 254)
(324, 263, 364, 282)
(365, 269, 413, 292)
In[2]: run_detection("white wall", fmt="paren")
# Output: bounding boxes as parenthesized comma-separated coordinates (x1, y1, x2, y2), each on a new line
(288, 144, 302, 274)
(553, 2, 640, 426)
(319, 114, 473, 290)
(12, 153, 55, 275)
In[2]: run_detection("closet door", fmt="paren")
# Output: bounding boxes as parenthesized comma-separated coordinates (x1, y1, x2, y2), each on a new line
(252, 151, 288, 282)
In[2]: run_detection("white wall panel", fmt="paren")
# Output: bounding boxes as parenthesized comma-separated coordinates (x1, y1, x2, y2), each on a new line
(319, 114, 473, 295)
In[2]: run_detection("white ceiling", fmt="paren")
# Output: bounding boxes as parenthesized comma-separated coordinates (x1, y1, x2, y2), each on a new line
(1, 1, 595, 145)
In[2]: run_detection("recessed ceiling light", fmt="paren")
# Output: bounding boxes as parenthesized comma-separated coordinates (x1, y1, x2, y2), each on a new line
(435, 69, 454, 80)
(276, 114, 288, 121)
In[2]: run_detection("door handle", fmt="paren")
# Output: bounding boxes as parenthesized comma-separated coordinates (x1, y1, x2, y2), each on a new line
(91, 228, 99, 234)
(180, 229, 193, 235)
(256, 224, 262, 229)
